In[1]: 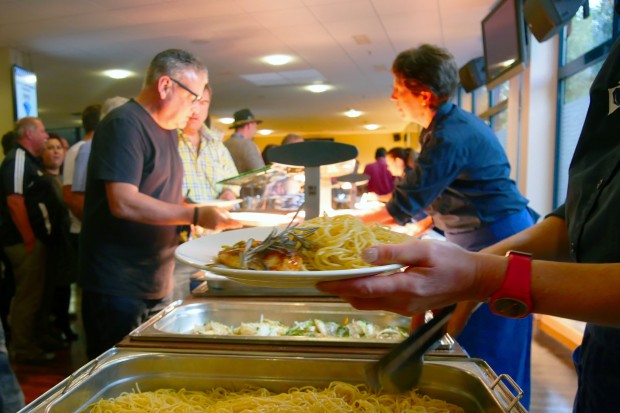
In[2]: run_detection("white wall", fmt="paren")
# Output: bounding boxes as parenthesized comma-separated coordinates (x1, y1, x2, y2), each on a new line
(505, 34, 559, 217)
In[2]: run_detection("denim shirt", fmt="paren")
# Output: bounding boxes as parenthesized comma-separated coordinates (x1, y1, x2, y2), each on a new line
(387, 102, 529, 233)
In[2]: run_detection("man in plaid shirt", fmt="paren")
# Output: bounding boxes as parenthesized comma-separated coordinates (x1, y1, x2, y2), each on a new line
(177, 84, 239, 203)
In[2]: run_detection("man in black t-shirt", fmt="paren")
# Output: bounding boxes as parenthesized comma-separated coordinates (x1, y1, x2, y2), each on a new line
(78, 49, 241, 360)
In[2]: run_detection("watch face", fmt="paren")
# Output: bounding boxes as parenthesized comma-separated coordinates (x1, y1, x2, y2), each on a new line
(491, 298, 530, 318)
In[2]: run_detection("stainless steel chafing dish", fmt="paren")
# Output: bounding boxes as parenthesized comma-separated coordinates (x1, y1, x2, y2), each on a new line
(127, 300, 457, 352)
(19, 349, 526, 412)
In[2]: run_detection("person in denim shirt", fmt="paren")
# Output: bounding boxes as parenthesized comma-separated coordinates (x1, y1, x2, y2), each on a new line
(362, 44, 537, 408)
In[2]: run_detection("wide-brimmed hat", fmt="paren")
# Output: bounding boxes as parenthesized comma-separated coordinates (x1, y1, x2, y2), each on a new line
(229, 108, 263, 129)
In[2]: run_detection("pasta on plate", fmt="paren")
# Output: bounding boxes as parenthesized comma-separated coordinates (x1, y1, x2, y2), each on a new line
(297, 215, 408, 270)
(86, 381, 464, 413)
(214, 215, 408, 272)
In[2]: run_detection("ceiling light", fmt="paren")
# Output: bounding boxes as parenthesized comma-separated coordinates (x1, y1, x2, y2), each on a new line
(305, 84, 332, 93)
(262, 54, 294, 66)
(363, 124, 380, 131)
(344, 109, 362, 118)
(103, 69, 132, 79)
(218, 117, 234, 125)
(258, 129, 273, 136)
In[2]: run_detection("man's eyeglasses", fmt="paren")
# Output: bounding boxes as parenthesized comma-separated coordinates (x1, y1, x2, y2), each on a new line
(170, 78, 202, 103)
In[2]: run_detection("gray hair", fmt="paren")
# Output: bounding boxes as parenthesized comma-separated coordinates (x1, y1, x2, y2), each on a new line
(144, 49, 206, 87)
(15, 117, 40, 139)
(101, 96, 130, 118)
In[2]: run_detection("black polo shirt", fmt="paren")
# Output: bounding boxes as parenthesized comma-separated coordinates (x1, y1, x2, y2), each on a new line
(550, 38, 620, 411)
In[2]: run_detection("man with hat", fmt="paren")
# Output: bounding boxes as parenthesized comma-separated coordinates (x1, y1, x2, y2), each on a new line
(224, 108, 265, 173)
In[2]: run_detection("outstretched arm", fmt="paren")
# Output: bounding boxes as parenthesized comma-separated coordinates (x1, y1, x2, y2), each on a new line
(316, 237, 620, 328)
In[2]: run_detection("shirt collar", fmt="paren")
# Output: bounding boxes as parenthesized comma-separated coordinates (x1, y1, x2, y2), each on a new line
(178, 125, 215, 143)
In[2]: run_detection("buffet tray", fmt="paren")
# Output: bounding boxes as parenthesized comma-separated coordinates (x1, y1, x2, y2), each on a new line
(19, 349, 526, 412)
(127, 299, 456, 352)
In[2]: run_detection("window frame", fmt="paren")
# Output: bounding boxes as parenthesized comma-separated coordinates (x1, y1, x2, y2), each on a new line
(553, 7, 620, 208)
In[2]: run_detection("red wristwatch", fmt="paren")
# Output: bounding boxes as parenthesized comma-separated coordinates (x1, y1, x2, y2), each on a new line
(489, 250, 533, 318)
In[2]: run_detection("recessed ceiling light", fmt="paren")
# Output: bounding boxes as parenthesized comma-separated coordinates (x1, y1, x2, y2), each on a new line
(363, 124, 380, 131)
(258, 129, 273, 136)
(344, 109, 362, 118)
(305, 84, 332, 93)
(218, 117, 234, 125)
(103, 69, 132, 79)
(262, 54, 294, 66)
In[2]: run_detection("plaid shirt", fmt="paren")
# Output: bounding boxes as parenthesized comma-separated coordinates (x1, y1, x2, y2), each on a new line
(177, 126, 239, 202)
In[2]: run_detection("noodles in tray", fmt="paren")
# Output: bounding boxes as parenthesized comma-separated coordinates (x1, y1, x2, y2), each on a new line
(87, 381, 464, 413)
(298, 215, 408, 270)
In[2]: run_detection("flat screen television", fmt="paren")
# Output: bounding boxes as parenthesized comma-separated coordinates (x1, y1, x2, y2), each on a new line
(481, 0, 527, 90)
(11, 65, 38, 120)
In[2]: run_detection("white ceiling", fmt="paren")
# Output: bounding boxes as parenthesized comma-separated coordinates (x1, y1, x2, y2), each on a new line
(0, 0, 494, 137)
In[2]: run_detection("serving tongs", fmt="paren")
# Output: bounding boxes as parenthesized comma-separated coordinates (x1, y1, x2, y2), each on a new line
(366, 304, 457, 393)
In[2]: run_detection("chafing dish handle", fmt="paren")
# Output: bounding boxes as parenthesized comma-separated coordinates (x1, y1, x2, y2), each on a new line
(490, 373, 524, 412)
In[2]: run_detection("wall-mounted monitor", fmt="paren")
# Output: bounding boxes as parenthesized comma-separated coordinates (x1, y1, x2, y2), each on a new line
(481, 0, 528, 90)
(11, 65, 38, 120)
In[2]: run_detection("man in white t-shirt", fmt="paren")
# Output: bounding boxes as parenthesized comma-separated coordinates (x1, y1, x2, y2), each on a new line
(62, 104, 101, 240)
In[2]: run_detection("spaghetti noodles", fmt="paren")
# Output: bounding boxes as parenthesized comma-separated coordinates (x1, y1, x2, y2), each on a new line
(297, 215, 408, 270)
(87, 381, 464, 413)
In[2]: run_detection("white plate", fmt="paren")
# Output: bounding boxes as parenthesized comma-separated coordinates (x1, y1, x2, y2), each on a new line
(174, 226, 404, 288)
(196, 199, 242, 209)
(229, 212, 295, 227)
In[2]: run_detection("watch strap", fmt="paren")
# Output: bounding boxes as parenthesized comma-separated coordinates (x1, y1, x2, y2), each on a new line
(489, 250, 532, 318)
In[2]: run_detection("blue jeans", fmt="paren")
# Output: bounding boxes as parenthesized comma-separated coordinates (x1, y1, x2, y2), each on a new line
(81, 290, 172, 360)
(0, 322, 24, 413)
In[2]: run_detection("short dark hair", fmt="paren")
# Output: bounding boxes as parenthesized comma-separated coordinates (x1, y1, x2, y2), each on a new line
(375, 147, 387, 159)
(1, 130, 17, 155)
(392, 44, 458, 103)
(82, 104, 101, 133)
(144, 49, 206, 87)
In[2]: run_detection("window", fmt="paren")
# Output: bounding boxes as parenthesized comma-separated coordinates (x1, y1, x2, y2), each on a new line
(554, 0, 618, 206)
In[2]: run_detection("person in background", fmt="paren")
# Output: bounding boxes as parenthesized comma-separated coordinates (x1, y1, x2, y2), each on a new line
(1, 131, 17, 156)
(178, 84, 239, 204)
(360, 44, 537, 409)
(261, 143, 278, 165)
(78, 49, 241, 360)
(0, 117, 54, 364)
(63, 105, 101, 226)
(363, 147, 394, 196)
(37, 134, 74, 346)
(386, 147, 414, 186)
(281, 133, 304, 145)
(174, 84, 240, 301)
(72, 97, 130, 198)
(0, 131, 18, 342)
(224, 108, 265, 173)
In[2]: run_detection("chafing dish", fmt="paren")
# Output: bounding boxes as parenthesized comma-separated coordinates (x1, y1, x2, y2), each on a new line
(127, 300, 458, 354)
(19, 349, 526, 412)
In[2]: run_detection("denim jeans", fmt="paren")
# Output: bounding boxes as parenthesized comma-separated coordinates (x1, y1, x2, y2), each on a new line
(0, 322, 24, 413)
